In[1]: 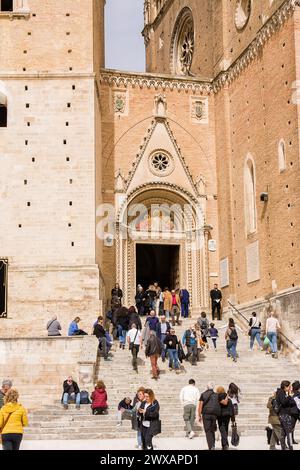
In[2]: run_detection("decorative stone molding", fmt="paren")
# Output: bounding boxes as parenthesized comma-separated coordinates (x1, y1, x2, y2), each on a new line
(190, 96, 209, 124)
(101, 70, 212, 95)
(213, 0, 300, 92)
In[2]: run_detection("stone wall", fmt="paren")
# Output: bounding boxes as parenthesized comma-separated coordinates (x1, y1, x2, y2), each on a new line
(0, 335, 98, 409)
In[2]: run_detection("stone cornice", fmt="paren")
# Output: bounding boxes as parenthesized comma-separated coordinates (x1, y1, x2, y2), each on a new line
(100, 69, 212, 95)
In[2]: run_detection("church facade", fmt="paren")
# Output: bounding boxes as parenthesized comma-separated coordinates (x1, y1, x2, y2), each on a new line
(0, 0, 299, 337)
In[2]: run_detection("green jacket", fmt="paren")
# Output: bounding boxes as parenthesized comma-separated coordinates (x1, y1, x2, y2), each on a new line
(267, 396, 280, 426)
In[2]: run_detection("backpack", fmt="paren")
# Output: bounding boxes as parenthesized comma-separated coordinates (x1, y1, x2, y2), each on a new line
(271, 398, 281, 415)
(203, 391, 221, 417)
(229, 328, 238, 341)
(80, 390, 91, 405)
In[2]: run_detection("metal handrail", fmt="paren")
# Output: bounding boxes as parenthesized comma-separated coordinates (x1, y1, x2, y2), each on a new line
(228, 300, 300, 352)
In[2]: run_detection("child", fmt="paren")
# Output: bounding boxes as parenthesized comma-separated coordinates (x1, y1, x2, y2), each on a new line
(208, 323, 219, 351)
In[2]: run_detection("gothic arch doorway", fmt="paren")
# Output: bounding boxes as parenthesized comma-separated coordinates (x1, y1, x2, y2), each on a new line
(115, 185, 209, 313)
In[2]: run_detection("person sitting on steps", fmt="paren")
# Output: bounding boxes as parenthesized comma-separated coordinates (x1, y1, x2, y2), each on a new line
(62, 376, 81, 410)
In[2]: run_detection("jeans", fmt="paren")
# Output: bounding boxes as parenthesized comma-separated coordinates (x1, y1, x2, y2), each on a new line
(181, 302, 189, 318)
(161, 333, 167, 360)
(168, 349, 180, 369)
(217, 416, 230, 448)
(250, 328, 262, 349)
(117, 325, 127, 345)
(63, 392, 81, 405)
(137, 430, 142, 447)
(131, 345, 139, 370)
(226, 339, 237, 359)
(183, 404, 196, 434)
(141, 425, 154, 450)
(211, 338, 217, 349)
(1, 434, 23, 451)
(164, 310, 170, 319)
(187, 344, 198, 364)
(267, 332, 278, 353)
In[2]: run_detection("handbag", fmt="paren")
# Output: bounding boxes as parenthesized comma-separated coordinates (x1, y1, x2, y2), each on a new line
(231, 422, 240, 447)
(264, 336, 271, 346)
(151, 419, 162, 436)
(129, 330, 138, 351)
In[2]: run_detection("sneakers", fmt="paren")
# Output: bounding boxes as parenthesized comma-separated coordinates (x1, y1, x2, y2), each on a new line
(63, 404, 68, 410)
(116, 422, 122, 427)
(189, 431, 195, 439)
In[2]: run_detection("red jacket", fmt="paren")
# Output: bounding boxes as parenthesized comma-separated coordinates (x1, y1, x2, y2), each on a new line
(91, 388, 108, 409)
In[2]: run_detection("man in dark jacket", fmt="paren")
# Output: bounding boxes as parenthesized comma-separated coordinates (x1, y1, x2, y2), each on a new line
(115, 307, 129, 349)
(198, 382, 221, 450)
(210, 284, 222, 320)
(62, 376, 80, 410)
(182, 326, 198, 366)
(179, 288, 190, 318)
(164, 329, 180, 373)
(93, 317, 111, 361)
(128, 306, 142, 330)
(145, 331, 162, 380)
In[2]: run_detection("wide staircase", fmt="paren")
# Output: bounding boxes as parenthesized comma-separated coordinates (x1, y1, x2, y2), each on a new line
(24, 319, 300, 440)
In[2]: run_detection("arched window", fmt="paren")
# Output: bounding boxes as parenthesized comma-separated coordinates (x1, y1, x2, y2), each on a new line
(0, 92, 7, 127)
(170, 8, 194, 76)
(278, 139, 286, 172)
(244, 157, 257, 235)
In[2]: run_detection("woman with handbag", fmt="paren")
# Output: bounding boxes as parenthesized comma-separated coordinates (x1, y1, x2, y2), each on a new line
(216, 386, 235, 450)
(132, 387, 146, 449)
(138, 389, 161, 450)
(0, 389, 28, 451)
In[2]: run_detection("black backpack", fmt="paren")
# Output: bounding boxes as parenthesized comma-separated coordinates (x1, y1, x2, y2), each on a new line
(203, 391, 221, 417)
(271, 398, 281, 415)
(80, 390, 91, 404)
(229, 328, 238, 341)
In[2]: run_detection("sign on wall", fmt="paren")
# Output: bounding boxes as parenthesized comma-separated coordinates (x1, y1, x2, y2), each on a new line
(220, 257, 229, 288)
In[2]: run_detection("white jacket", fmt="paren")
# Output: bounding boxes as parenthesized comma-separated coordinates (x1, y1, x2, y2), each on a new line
(179, 385, 200, 407)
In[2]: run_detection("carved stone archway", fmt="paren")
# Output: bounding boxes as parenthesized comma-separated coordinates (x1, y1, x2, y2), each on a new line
(115, 184, 209, 313)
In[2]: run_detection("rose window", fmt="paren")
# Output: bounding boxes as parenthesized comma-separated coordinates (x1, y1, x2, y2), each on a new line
(149, 152, 175, 177)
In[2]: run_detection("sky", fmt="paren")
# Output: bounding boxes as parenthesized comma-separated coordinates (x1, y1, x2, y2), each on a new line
(105, 0, 145, 72)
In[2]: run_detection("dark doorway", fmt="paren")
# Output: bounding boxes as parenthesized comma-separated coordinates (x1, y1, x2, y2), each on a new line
(0, 0, 13, 12)
(0, 260, 8, 318)
(136, 244, 180, 291)
(0, 105, 7, 127)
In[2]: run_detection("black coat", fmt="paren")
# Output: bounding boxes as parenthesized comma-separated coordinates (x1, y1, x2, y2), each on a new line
(164, 334, 179, 350)
(210, 289, 222, 301)
(111, 288, 123, 299)
(139, 400, 161, 435)
(145, 335, 163, 357)
(61, 380, 80, 402)
(93, 323, 106, 339)
(128, 312, 142, 330)
(276, 388, 296, 416)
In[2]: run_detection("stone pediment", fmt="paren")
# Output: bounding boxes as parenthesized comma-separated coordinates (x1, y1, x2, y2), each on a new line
(124, 117, 199, 199)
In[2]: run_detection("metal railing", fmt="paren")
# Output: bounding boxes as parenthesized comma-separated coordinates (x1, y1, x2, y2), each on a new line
(228, 300, 300, 352)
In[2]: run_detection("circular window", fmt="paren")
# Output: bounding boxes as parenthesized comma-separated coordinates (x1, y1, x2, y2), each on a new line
(149, 151, 175, 177)
(171, 8, 194, 76)
(235, 0, 252, 30)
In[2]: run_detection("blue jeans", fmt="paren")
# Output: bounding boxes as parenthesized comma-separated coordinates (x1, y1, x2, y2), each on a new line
(137, 430, 142, 447)
(161, 333, 167, 360)
(117, 325, 127, 345)
(226, 340, 237, 359)
(168, 349, 180, 369)
(63, 392, 80, 405)
(250, 328, 262, 349)
(181, 302, 189, 318)
(267, 332, 278, 353)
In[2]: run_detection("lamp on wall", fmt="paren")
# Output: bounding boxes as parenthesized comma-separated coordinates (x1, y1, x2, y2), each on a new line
(260, 192, 269, 202)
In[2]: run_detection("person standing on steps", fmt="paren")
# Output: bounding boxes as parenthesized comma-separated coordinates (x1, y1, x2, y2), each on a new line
(170, 289, 181, 326)
(163, 287, 172, 320)
(291, 381, 300, 446)
(267, 390, 282, 450)
(116, 307, 129, 350)
(248, 312, 263, 351)
(210, 284, 222, 321)
(179, 379, 200, 439)
(93, 316, 111, 361)
(198, 382, 221, 450)
(216, 386, 235, 450)
(132, 387, 146, 449)
(208, 323, 219, 351)
(127, 322, 142, 372)
(224, 318, 243, 362)
(159, 315, 171, 362)
(0, 388, 28, 451)
(275, 380, 297, 450)
(138, 389, 160, 451)
(266, 311, 281, 359)
(128, 306, 142, 331)
(145, 331, 163, 380)
(145, 309, 160, 337)
(182, 325, 198, 366)
(164, 328, 181, 374)
(227, 383, 241, 417)
(198, 312, 210, 349)
(111, 283, 123, 306)
(179, 287, 190, 319)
